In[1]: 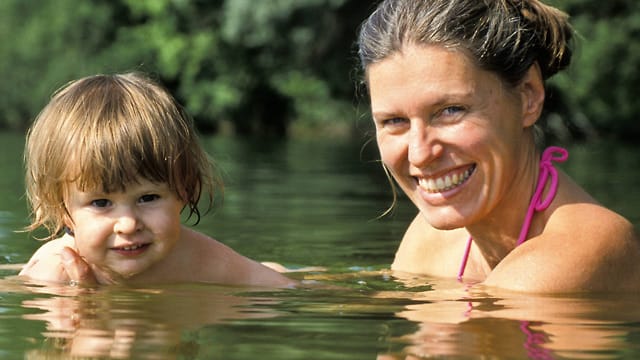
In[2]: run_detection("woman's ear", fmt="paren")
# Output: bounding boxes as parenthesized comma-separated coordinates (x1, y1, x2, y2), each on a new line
(519, 62, 545, 128)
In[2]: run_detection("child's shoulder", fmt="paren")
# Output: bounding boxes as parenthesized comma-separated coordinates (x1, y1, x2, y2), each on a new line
(18, 235, 75, 280)
(182, 228, 294, 287)
(28, 235, 75, 259)
(183, 228, 254, 269)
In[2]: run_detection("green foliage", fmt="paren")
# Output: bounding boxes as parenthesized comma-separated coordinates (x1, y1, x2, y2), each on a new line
(0, 0, 638, 139)
(547, 0, 640, 139)
(0, 0, 115, 129)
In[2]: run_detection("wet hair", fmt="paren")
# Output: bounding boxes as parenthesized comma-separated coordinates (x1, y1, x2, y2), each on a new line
(25, 72, 221, 239)
(357, 0, 573, 86)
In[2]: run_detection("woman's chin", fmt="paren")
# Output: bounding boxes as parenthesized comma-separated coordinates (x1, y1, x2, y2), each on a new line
(418, 208, 470, 231)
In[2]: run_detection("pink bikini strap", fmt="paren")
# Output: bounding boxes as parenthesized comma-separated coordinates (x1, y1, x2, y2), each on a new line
(516, 146, 568, 245)
(457, 146, 568, 281)
(457, 236, 473, 281)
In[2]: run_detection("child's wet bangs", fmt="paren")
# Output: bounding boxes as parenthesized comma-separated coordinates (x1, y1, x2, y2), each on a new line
(66, 126, 173, 194)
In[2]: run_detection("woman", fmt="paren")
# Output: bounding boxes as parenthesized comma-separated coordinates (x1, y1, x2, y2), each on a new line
(357, 0, 640, 292)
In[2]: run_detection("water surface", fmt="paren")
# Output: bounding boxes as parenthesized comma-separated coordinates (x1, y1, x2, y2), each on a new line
(1, 132, 639, 359)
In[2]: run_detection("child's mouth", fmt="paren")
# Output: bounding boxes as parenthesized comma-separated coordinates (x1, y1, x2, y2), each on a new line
(111, 243, 151, 255)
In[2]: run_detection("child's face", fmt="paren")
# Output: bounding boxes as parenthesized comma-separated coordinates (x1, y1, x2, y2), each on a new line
(63, 178, 185, 281)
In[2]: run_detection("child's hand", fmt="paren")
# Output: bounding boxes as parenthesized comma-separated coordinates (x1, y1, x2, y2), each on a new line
(60, 246, 98, 286)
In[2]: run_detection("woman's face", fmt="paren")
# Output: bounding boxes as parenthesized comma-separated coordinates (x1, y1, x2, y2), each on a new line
(368, 44, 535, 230)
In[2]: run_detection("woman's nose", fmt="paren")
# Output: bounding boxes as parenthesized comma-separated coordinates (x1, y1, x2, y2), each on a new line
(407, 124, 442, 167)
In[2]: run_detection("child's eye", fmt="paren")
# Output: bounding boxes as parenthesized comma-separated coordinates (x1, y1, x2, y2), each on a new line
(91, 199, 111, 208)
(139, 194, 160, 203)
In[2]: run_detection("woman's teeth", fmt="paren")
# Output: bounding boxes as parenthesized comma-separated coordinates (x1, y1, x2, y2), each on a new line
(418, 165, 475, 193)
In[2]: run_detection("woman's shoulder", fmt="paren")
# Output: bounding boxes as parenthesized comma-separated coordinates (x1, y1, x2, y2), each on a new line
(392, 214, 469, 276)
(486, 203, 640, 292)
(547, 202, 637, 256)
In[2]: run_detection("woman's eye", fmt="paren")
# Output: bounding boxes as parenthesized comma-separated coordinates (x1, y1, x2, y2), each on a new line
(91, 199, 111, 208)
(440, 105, 465, 117)
(380, 117, 408, 128)
(139, 194, 160, 203)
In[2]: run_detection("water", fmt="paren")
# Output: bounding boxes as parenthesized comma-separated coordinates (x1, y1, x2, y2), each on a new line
(1, 131, 639, 359)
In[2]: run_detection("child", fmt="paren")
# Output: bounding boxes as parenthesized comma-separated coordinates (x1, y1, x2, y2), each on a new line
(19, 72, 293, 287)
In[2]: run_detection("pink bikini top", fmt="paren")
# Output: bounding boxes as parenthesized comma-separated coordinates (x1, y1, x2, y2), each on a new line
(457, 146, 569, 280)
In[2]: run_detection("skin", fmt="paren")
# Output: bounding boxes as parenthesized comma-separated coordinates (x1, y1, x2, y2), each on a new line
(19, 178, 294, 288)
(368, 44, 640, 293)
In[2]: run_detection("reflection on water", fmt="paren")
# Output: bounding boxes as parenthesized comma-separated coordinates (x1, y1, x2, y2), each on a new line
(378, 272, 640, 359)
(4, 272, 640, 359)
(7, 279, 283, 359)
(0, 133, 639, 359)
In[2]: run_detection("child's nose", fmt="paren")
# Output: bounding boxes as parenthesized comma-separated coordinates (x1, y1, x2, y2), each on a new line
(113, 208, 142, 234)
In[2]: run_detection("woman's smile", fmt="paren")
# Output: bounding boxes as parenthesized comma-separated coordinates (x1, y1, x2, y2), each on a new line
(415, 164, 476, 194)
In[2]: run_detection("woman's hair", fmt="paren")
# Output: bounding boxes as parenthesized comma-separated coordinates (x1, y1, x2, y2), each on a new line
(357, 0, 574, 86)
(25, 72, 221, 239)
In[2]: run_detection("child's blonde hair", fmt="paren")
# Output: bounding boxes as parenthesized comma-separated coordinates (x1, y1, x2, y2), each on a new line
(25, 72, 221, 240)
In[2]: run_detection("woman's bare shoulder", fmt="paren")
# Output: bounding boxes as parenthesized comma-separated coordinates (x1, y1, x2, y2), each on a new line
(392, 214, 468, 276)
(486, 204, 640, 293)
